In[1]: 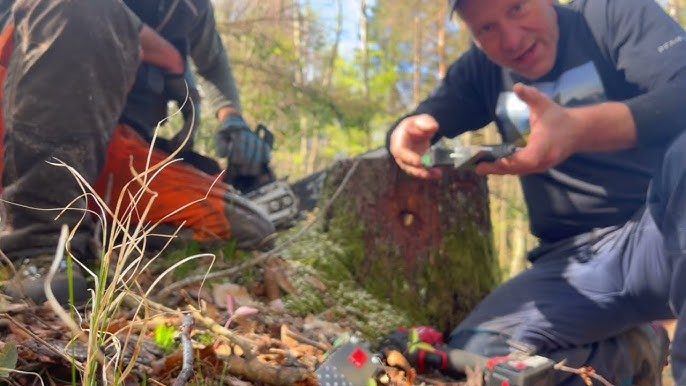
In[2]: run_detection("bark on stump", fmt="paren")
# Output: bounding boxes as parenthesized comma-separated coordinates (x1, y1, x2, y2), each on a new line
(319, 152, 500, 333)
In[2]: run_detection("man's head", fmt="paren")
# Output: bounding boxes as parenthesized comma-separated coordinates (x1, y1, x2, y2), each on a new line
(451, 0, 559, 80)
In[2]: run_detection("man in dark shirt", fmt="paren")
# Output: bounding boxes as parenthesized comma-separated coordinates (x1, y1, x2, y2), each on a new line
(388, 0, 686, 384)
(121, 0, 247, 151)
(0, 0, 275, 306)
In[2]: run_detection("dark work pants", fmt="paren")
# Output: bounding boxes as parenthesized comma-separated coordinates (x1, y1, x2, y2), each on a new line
(447, 130, 686, 385)
(650, 128, 686, 385)
(0, 0, 140, 260)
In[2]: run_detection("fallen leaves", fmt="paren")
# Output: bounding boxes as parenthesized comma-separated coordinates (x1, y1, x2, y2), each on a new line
(0, 255, 466, 386)
(0, 342, 17, 377)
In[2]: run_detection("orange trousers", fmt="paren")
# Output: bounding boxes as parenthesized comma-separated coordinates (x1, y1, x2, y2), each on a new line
(92, 124, 232, 241)
(0, 24, 262, 245)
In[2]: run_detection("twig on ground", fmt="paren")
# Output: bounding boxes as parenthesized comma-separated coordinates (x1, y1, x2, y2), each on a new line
(157, 158, 362, 296)
(0, 313, 84, 370)
(172, 314, 195, 386)
(0, 248, 17, 278)
(216, 353, 313, 386)
(554, 361, 614, 386)
(124, 293, 257, 362)
(186, 304, 256, 360)
(284, 329, 331, 352)
(0, 248, 32, 306)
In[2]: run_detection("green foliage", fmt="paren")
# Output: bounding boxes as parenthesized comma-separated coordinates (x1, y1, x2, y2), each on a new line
(194, 333, 216, 347)
(154, 324, 178, 354)
(209, 2, 517, 328)
(220, 239, 239, 263)
(0, 342, 17, 378)
(280, 229, 412, 342)
(407, 329, 437, 354)
(162, 241, 203, 280)
(206, 1, 454, 180)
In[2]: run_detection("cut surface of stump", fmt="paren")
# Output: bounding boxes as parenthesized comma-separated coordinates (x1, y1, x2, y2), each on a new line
(318, 151, 500, 333)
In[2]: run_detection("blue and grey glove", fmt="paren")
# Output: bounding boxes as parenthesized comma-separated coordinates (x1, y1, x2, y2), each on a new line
(215, 116, 272, 177)
(165, 70, 201, 152)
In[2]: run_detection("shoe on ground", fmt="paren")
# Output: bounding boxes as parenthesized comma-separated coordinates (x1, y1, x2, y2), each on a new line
(625, 322, 670, 386)
(1, 255, 89, 306)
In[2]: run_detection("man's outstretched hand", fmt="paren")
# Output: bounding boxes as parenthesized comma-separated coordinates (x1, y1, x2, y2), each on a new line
(389, 114, 443, 180)
(475, 83, 581, 176)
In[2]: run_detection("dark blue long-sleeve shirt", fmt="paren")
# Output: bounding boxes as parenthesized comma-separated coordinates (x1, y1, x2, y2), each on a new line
(391, 0, 686, 242)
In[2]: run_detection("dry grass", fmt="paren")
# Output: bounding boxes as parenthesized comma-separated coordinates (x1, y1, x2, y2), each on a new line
(25, 125, 215, 385)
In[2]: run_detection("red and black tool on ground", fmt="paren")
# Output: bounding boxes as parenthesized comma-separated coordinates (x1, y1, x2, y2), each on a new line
(315, 327, 556, 386)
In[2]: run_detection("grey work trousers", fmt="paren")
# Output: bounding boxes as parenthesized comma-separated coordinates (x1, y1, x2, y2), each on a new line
(447, 129, 686, 385)
(0, 0, 140, 260)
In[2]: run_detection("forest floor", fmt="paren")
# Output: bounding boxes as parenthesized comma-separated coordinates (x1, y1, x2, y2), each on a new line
(0, 243, 464, 386)
(0, 241, 679, 386)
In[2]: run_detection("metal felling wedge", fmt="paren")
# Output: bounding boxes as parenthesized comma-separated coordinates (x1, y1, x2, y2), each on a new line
(315, 341, 381, 386)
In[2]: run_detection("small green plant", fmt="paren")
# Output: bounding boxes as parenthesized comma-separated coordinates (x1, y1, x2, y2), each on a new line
(0, 342, 18, 378)
(154, 324, 178, 354)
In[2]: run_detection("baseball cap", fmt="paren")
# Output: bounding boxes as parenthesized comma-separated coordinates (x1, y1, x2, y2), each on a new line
(449, 0, 459, 11)
(448, 0, 462, 17)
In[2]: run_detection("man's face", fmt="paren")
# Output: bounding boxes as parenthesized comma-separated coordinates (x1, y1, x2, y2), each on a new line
(457, 0, 559, 80)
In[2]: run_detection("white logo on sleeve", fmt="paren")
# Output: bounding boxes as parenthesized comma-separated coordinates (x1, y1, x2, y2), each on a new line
(658, 35, 684, 54)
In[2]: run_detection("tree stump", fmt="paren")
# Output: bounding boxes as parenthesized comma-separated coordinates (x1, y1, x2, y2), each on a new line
(318, 150, 500, 333)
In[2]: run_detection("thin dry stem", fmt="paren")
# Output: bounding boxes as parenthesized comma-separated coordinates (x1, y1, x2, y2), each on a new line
(44, 225, 109, 383)
(42, 128, 218, 384)
(1, 313, 83, 371)
(554, 361, 615, 386)
(171, 314, 195, 386)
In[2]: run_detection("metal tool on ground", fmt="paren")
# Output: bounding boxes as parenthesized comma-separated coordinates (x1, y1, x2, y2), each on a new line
(315, 326, 555, 386)
(315, 336, 382, 386)
(479, 353, 556, 386)
(317, 338, 555, 386)
(422, 142, 519, 170)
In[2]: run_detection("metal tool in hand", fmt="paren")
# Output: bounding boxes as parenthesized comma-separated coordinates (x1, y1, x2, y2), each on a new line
(422, 142, 519, 170)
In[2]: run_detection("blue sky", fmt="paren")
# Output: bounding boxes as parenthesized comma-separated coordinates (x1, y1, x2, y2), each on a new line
(310, 0, 373, 55)
(309, 0, 671, 58)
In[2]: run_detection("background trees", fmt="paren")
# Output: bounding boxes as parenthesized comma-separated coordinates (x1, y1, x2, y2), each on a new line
(186, 0, 678, 280)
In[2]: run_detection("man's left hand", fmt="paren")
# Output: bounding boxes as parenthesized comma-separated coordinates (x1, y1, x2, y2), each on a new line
(475, 83, 581, 176)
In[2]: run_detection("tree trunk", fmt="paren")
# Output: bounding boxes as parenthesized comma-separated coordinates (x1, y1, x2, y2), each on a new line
(669, 0, 682, 24)
(438, 2, 448, 79)
(319, 151, 500, 333)
(413, 14, 422, 107)
(322, 0, 342, 88)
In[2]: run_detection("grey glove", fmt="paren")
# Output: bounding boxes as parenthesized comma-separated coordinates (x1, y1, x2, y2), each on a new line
(215, 116, 272, 177)
(164, 71, 201, 152)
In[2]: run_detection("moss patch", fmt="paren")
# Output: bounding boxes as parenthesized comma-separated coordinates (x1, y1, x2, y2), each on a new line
(281, 229, 412, 342)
